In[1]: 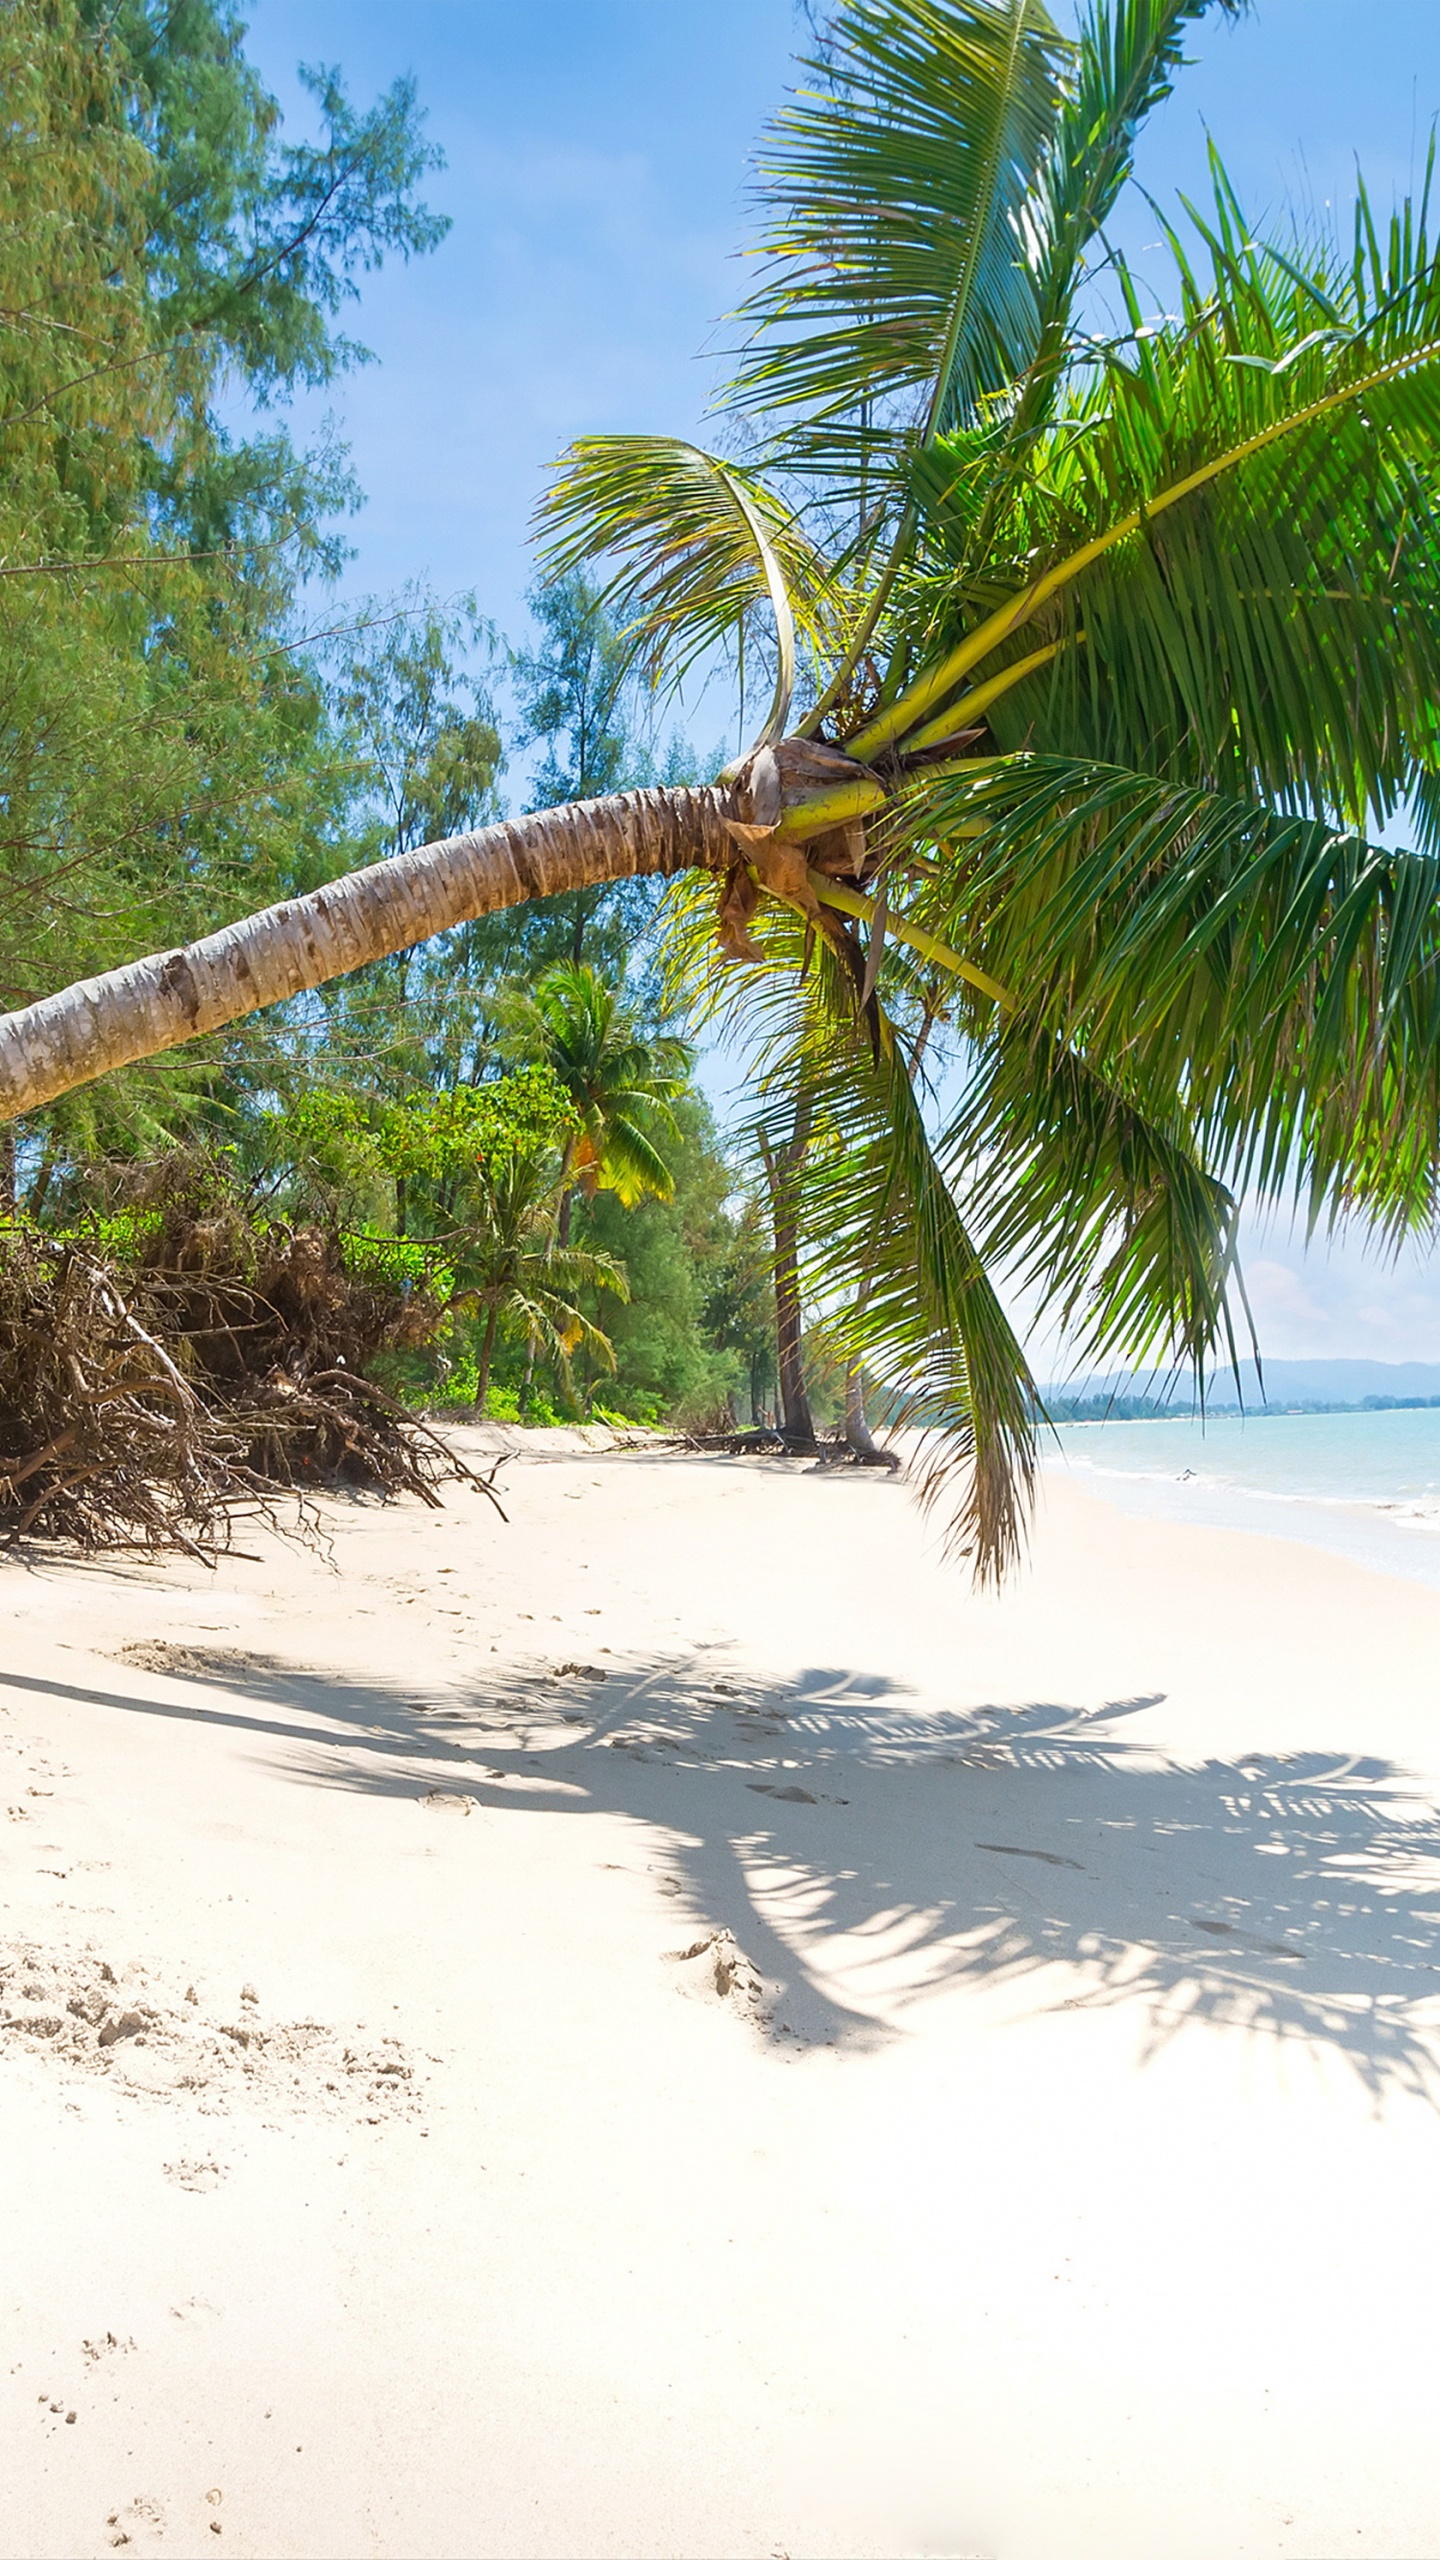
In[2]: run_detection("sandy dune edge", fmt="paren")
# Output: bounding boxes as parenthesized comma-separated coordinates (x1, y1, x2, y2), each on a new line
(2, 1437, 1439, 2559)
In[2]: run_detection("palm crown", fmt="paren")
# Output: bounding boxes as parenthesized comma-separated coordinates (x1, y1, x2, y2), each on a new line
(538, 0, 1440, 1576)
(498, 963, 692, 1217)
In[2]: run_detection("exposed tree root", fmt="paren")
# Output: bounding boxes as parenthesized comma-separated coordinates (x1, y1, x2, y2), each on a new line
(0, 1168, 503, 1557)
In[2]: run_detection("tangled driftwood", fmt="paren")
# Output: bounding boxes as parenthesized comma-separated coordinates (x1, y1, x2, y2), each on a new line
(0, 1173, 501, 1556)
(662, 1422, 901, 1471)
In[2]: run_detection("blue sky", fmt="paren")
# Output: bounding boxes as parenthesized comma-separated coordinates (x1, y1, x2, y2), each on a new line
(241, 0, 1440, 1365)
(243, 0, 1439, 641)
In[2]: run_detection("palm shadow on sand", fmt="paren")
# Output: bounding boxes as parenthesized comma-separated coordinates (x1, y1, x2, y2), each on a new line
(8, 1642, 1440, 2104)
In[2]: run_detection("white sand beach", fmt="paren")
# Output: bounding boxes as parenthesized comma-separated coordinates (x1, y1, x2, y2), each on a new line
(3, 1435, 1439, 2560)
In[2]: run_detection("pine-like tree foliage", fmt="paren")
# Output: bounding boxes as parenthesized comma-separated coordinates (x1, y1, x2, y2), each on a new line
(0, 0, 445, 1143)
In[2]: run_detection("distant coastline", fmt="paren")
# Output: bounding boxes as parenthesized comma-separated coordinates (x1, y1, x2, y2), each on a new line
(1045, 1355, 1440, 1427)
(1050, 1392, 1440, 1424)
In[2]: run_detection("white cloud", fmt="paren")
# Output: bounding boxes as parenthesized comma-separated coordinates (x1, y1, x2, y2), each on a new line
(1229, 1211, 1440, 1365)
(1242, 1259, 1331, 1338)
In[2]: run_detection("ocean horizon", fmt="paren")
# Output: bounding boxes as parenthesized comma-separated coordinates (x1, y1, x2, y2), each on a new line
(1049, 1404, 1440, 1592)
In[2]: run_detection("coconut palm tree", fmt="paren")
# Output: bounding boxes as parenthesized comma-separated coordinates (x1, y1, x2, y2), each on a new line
(449, 1141, 628, 1417)
(497, 963, 690, 1244)
(6, 0, 1440, 1574)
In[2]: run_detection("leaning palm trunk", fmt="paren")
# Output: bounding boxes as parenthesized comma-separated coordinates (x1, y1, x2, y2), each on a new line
(843, 1363, 899, 1470)
(5, 2, 1439, 1585)
(0, 786, 736, 1122)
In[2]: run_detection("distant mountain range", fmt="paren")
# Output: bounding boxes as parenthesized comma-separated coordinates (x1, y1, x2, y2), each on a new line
(1047, 1358, 1440, 1412)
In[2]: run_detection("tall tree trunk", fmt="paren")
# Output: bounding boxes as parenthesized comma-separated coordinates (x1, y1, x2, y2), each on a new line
(843, 1361, 900, 1469)
(0, 785, 737, 1122)
(840, 1274, 897, 1467)
(844, 1361, 875, 1455)
(759, 1099, 815, 1448)
(26, 1144, 54, 1219)
(473, 1301, 500, 1419)
(0, 1125, 15, 1217)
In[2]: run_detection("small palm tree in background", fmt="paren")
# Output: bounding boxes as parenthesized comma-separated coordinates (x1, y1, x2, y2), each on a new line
(450, 1141, 628, 1417)
(7, 0, 1440, 1573)
(500, 963, 691, 1244)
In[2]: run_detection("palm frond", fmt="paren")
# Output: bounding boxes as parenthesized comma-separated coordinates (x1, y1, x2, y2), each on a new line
(944, 1015, 1249, 1383)
(899, 752, 1440, 1236)
(589, 1110, 679, 1206)
(733, 934, 1037, 1580)
(508, 1288, 621, 1372)
(862, 204, 1440, 758)
(536, 434, 827, 727)
(730, 0, 1065, 504)
(527, 1244, 631, 1300)
(1031, 1, 1248, 337)
(947, 0, 1251, 585)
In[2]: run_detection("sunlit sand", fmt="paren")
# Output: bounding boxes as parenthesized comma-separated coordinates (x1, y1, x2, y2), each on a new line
(3, 1436, 1438, 2557)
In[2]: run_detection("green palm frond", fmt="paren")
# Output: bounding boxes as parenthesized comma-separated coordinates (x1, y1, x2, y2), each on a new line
(497, 961, 692, 1213)
(862, 208, 1440, 759)
(947, 2, 1252, 580)
(705, 912, 1029, 1574)
(586, 1109, 678, 1207)
(535, 434, 828, 731)
(777, 965, 1036, 1580)
(601, 1037, 692, 1098)
(522, 1242, 630, 1301)
(657, 879, 1032, 1574)
(671, 850, 1250, 1542)
(507, 1287, 621, 1373)
(1024, 2, 1248, 368)
(729, 0, 1066, 499)
(944, 1016, 1250, 1383)
(899, 752, 1440, 1234)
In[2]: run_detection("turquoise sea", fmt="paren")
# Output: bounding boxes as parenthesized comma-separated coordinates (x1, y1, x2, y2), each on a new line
(1050, 1404, 1440, 1591)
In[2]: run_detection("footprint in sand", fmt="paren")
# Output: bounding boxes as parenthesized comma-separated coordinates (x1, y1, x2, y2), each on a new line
(666, 1928, 767, 2005)
(1, 1940, 426, 2125)
(163, 2157, 227, 2191)
(105, 2493, 167, 2549)
(112, 1639, 233, 1679)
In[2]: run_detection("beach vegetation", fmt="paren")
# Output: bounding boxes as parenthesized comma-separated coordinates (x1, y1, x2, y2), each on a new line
(495, 964, 692, 1243)
(0, 1153, 495, 1550)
